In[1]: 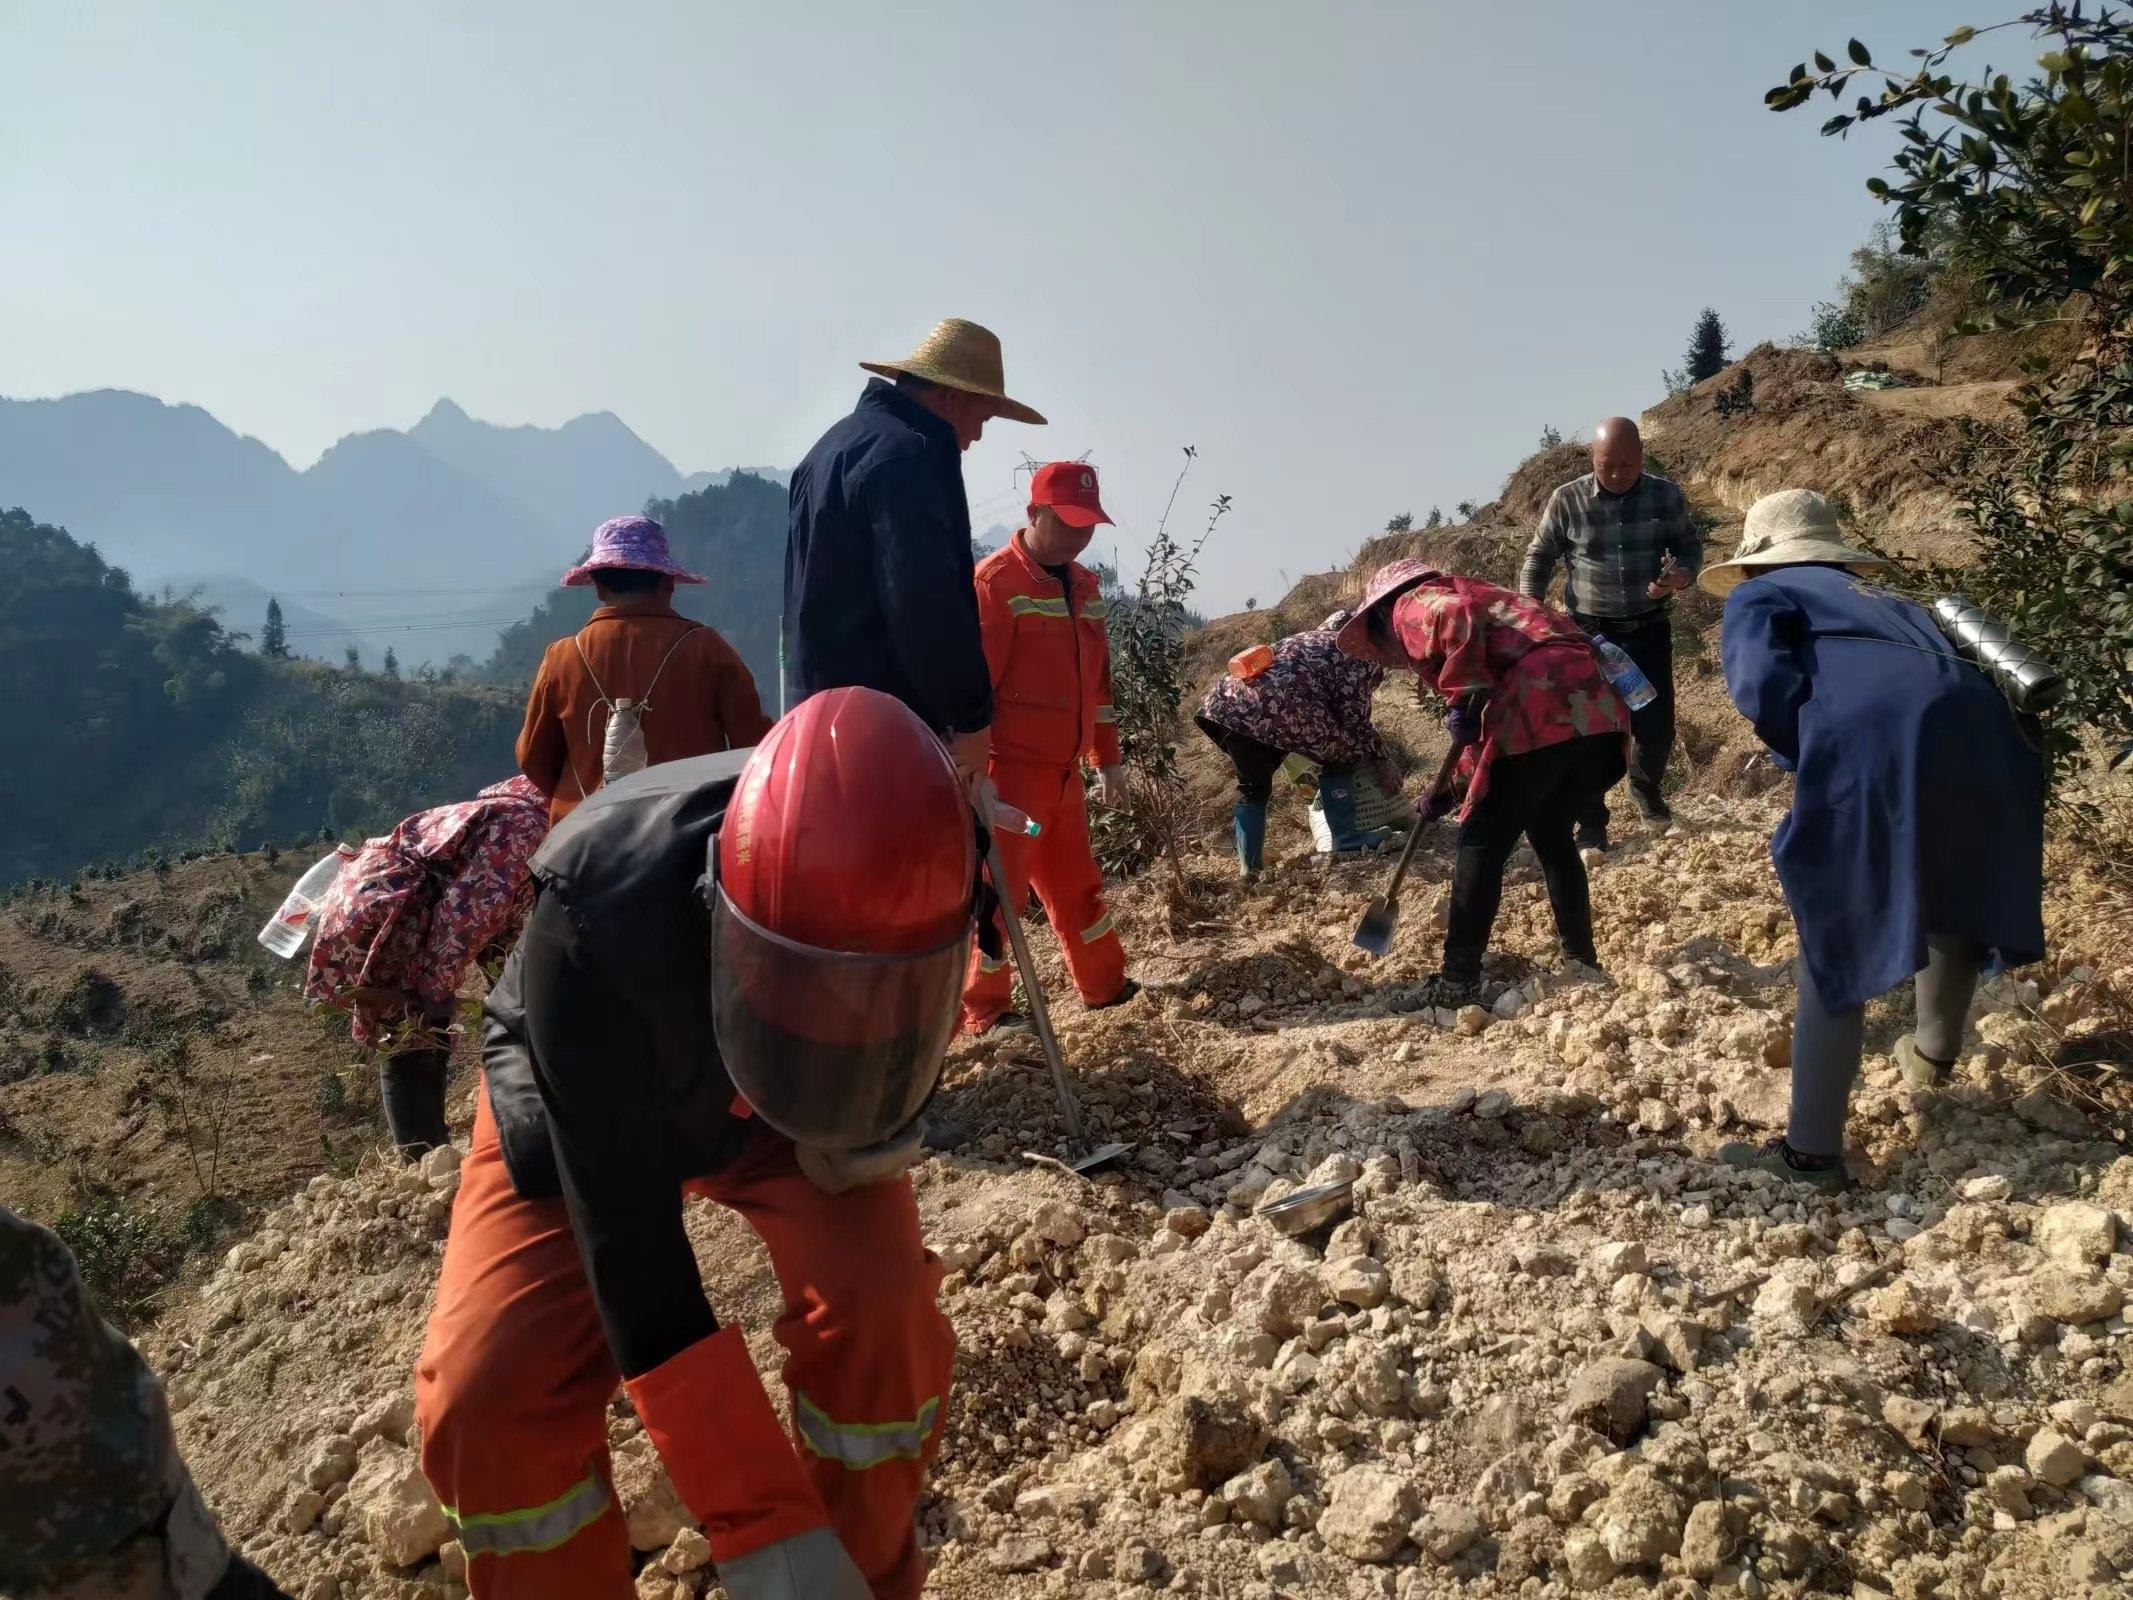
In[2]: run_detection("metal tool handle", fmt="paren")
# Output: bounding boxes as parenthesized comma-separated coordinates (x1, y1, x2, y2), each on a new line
(981, 824, 1087, 1144)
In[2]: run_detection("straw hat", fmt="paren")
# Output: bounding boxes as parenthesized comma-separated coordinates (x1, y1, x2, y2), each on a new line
(861, 318, 1046, 425)
(1697, 489, 1894, 597)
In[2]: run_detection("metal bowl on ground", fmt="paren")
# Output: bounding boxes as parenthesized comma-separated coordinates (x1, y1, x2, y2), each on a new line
(1256, 1178, 1355, 1237)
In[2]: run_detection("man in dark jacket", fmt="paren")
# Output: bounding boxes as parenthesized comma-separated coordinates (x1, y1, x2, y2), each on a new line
(785, 318, 1045, 786)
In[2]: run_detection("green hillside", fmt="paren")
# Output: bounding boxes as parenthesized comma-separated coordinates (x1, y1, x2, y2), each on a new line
(0, 505, 522, 886)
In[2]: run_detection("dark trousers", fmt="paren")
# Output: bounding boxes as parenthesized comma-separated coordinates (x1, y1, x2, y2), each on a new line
(1196, 715, 1283, 803)
(1570, 610, 1675, 829)
(1444, 733, 1627, 980)
(1196, 714, 1361, 805)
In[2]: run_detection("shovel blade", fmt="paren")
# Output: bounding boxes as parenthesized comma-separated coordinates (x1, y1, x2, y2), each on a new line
(1351, 899, 1398, 958)
(1071, 1141, 1136, 1174)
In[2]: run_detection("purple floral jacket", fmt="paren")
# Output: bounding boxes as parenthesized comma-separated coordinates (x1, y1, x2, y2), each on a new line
(1199, 622, 1386, 765)
(304, 776, 550, 1048)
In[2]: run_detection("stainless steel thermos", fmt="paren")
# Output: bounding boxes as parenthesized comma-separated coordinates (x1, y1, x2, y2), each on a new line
(1930, 595, 2067, 714)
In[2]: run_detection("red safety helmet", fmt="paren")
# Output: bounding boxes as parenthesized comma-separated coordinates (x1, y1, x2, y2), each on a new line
(711, 688, 976, 1149)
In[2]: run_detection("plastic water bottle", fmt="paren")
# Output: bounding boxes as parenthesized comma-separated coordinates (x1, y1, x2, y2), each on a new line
(1591, 634, 1658, 712)
(258, 843, 357, 959)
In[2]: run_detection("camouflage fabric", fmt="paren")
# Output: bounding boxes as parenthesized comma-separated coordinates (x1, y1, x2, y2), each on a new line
(0, 1207, 231, 1600)
(1388, 576, 1631, 818)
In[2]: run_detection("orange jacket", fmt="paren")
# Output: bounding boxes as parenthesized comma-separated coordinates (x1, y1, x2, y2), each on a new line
(516, 601, 773, 823)
(974, 534, 1123, 771)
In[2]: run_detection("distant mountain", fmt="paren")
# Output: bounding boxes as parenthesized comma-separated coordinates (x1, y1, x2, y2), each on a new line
(408, 399, 684, 537)
(682, 466, 789, 493)
(0, 387, 776, 668)
(0, 506, 522, 886)
(0, 390, 316, 580)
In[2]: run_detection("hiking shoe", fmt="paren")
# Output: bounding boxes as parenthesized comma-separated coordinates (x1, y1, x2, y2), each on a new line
(919, 1115, 972, 1153)
(1718, 1136, 1850, 1194)
(1090, 978, 1142, 1012)
(1895, 1033, 1956, 1088)
(1574, 825, 1610, 853)
(1633, 791, 1673, 824)
(976, 1012, 1033, 1038)
(1417, 971, 1481, 1008)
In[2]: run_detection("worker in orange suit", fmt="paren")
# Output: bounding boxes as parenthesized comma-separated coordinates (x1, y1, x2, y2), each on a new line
(962, 462, 1140, 1034)
(416, 690, 988, 1600)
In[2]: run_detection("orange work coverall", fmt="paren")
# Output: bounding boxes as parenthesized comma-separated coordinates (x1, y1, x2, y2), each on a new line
(962, 534, 1128, 1030)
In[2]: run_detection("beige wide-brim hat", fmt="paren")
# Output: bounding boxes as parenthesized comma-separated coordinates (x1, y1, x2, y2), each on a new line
(1697, 488, 1895, 597)
(861, 317, 1047, 425)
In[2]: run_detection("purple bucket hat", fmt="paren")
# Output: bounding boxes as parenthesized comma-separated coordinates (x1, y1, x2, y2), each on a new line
(560, 515, 706, 587)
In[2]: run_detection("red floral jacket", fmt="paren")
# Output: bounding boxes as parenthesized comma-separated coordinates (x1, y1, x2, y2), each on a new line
(304, 776, 550, 1049)
(1389, 577, 1630, 816)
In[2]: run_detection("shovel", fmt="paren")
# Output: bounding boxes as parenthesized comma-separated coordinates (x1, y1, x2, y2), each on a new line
(1352, 746, 1462, 959)
(978, 818, 1134, 1176)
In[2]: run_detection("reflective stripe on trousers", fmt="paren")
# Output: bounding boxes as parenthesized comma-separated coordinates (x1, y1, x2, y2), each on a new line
(443, 1468, 613, 1558)
(795, 1394, 942, 1470)
(1080, 911, 1114, 944)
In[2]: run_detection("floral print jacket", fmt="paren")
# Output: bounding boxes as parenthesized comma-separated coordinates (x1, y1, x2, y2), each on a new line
(1388, 577, 1630, 817)
(304, 776, 550, 1049)
(1198, 625, 1386, 766)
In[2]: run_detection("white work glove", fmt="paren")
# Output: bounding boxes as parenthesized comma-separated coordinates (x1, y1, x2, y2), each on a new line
(1094, 764, 1129, 809)
(796, 1126, 926, 1194)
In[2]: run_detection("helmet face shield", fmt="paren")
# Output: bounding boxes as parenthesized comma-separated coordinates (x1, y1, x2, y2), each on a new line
(710, 885, 967, 1149)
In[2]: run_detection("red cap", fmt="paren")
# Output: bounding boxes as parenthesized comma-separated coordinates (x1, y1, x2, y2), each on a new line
(1029, 461, 1113, 529)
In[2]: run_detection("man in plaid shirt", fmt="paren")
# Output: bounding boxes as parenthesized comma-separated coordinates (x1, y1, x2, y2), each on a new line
(1518, 416, 1701, 843)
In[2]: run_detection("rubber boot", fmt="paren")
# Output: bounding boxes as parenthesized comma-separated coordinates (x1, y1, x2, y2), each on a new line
(1318, 768, 1392, 854)
(1232, 801, 1268, 877)
(717, 1526, 874, 1600)
(208, 1555, 298, 1600)
(379, 1049, 449, 1162)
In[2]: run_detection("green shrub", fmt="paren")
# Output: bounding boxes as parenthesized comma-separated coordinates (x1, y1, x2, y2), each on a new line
(1092, 447, 1230, 901)
(53, 1196, 183, 1325)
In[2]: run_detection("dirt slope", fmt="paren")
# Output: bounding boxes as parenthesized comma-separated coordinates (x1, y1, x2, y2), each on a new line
(132, 796, 2133, 1600)
(17, 327, 2132, 1600)
(0, 853, 420, 1317)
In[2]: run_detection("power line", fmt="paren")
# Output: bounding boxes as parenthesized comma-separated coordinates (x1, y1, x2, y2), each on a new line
(280, 615, 534, 638)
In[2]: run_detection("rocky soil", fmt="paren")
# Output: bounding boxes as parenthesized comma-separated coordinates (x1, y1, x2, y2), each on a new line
(137, 791, 2133, 1599)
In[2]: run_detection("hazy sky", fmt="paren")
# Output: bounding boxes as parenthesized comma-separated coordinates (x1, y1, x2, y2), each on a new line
(3, 1, 1967, 612)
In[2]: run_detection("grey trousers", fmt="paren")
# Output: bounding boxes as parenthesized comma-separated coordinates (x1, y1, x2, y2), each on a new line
(1788, 935, 1983, 1158)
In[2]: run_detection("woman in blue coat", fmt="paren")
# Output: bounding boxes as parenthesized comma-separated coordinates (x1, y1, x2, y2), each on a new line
(1705, 490, 2045, 1191)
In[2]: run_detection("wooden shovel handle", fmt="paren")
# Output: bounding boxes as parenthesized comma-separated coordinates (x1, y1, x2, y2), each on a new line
(1381, 742, 1465, 903)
